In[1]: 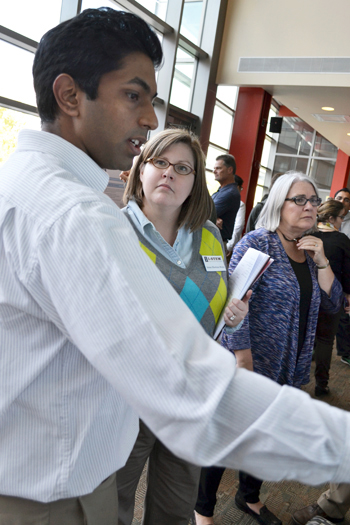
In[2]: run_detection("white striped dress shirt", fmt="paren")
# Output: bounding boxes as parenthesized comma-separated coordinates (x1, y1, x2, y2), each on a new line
(1, 130, 350, 503)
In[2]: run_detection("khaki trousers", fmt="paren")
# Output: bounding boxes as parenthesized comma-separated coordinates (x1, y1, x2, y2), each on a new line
(0, 473, 118, 525)
(117, 421, 200, 525)
(318, 483, 350, 519)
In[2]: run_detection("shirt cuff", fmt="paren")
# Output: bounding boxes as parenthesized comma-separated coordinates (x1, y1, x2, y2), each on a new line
(224, 319, 244, 334)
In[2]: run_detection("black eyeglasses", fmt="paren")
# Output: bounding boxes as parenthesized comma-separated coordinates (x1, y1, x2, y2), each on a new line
(146, 157, 196, 176)
(285, 196, 322, 207)
(338, 215, 346, 220)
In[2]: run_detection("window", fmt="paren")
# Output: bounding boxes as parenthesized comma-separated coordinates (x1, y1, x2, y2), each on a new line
(0, 106, 40, 166)
(135, 0, 168, 20)
(209, 104, 233, 151)
(170, 47, 196, 111)
(272, 115, 338, 194)
(0, 0, 62, 42)
(0, 40, 36, 107)
(180, 0, 205, 45)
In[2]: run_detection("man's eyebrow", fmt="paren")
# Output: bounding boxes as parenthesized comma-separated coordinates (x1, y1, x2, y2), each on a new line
(126, 77, 158, 99)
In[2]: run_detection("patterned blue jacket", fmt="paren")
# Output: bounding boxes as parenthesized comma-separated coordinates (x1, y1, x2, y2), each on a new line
(222, 229, 342, 387)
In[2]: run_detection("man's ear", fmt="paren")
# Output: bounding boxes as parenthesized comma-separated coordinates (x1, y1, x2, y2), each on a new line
(52, 74, 82, 117)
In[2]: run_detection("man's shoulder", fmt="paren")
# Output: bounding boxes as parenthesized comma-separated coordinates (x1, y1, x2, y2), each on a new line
(0, 147, 110, 231)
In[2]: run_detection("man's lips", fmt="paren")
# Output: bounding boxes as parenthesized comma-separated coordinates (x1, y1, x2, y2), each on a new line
(128, 137, 147, 155)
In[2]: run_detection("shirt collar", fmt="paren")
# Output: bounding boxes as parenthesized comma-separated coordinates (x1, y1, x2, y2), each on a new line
(127, 199, 156, 233)
(17, 130, 109, 192)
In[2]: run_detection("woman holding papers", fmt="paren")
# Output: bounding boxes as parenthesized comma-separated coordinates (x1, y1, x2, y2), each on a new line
(194, 172, 342, 525)
(116, 128, 250, 525)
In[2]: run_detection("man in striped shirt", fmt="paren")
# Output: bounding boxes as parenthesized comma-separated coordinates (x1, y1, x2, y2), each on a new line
(1, 7, 350, 525)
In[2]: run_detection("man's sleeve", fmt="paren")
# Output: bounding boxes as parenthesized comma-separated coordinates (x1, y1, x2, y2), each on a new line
(28, 199, 350, 485)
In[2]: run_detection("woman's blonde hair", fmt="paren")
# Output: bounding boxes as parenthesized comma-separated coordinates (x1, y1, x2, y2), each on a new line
(123, 128, 212, 231)
(317, 199, 344, 223)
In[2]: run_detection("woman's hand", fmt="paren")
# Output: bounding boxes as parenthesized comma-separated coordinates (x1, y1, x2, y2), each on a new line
(224, 290, 252, 328)
(296, 235, 328, 267)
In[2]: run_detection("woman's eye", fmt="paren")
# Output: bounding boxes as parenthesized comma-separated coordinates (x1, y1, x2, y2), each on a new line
(155, 160, 167, 167)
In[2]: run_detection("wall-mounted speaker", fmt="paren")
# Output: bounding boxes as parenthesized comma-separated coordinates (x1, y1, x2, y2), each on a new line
(269, 117, 283, 133)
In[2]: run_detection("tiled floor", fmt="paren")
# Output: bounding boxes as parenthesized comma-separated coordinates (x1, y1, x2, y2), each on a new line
(131, 348, 350, 524)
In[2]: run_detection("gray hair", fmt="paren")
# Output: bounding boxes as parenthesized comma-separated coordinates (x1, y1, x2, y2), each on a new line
(256, 172, 319, 232)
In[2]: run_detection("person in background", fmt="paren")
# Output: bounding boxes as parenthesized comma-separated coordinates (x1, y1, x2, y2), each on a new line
(117, 128, 250, 525)
(293, 483, 350, 525)
(312, 199, 350, 396)
(226, 174, 246, 260)
(211, 154, 240, 246)
(335, 188, 350, 238)
(245, 173, 284, 233)
(334, 188, 350, 366)
(194, 172, 342, 525)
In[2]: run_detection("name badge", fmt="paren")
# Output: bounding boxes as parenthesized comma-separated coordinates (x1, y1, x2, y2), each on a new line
(202, 255, 226, 272)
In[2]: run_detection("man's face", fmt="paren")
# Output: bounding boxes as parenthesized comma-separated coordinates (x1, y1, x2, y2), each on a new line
(75, 52, 158, 170)
(335, 191, 350, 213)
(213, 160, 232, 185)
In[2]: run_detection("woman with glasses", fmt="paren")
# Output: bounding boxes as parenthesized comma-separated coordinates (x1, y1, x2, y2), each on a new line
(116, 129, 250, 525)
(312, 199, 350, 396)
(194, 172, 342, 525)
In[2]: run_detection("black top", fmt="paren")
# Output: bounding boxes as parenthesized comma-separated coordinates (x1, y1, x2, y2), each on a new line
(313, 230, 350, 294)
(246, 194, 268, 232)
(288, 257, 313, 356)
(211, 183, 240, 242)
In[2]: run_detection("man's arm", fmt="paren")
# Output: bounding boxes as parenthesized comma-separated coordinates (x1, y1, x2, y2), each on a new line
(30, 199, 350, 485)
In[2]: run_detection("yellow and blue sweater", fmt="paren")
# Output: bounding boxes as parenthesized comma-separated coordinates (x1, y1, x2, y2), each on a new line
(125, 216, 227, 338)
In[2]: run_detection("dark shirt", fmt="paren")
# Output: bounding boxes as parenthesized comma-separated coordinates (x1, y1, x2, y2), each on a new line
(245, 194, 268, 233)
(211, 183, 240, 241)
(288, 257, 313, 357)
(314, 230, 350, 294)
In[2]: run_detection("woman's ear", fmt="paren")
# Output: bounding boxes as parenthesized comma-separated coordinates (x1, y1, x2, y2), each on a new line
(328, 215, 336, 225)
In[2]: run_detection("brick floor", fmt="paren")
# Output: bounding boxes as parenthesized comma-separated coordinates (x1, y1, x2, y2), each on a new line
(131, 348, 350, 524)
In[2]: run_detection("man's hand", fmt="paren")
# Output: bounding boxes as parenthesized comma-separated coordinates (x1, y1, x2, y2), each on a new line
(216, 218, 223, 230)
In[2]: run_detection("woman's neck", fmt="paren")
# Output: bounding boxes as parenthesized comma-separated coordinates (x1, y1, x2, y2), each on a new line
(276, 228, 306, 262)
(318, 221, 338, 232)
(141, 201, 180, 246)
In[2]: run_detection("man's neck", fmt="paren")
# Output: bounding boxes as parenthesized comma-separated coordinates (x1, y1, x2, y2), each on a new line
(220, 179, 234, 188)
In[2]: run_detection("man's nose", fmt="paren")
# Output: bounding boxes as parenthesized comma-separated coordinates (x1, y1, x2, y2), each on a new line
(140, 101, 158, 131)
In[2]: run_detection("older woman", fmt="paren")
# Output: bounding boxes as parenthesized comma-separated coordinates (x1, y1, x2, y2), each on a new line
(194, 172, 342, 525)
(313, 199, 350, 396)
(116, 128, 250, 525)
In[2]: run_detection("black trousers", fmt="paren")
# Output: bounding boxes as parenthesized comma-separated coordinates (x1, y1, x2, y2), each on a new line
(195, 468, 264, 517)
(237, 471, 263, 503)
(314, 309, 342, 388)
(195, 467, 225, 517)
(336, 303, 350, 357)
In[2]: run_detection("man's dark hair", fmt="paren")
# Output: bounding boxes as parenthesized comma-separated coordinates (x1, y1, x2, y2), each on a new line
(33, 8, 163, 122)
(216, 154, 236, 174)
(234, 174, 243, 187)
(334, 187, 350, 198)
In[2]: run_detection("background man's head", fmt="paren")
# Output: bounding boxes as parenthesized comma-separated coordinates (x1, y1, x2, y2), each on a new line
(334, 188, 350, 213)
(32, 8, 163, 171)
(213, 154, 236, 187)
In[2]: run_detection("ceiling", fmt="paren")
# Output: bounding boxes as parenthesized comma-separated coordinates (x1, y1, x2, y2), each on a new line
(263, 85, 350, 156)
